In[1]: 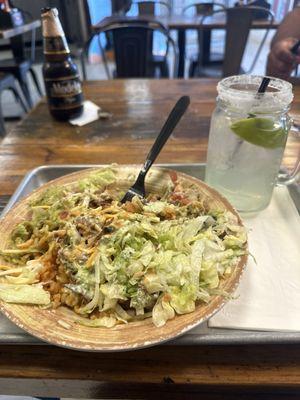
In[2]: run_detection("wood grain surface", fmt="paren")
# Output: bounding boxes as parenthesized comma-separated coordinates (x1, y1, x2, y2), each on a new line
(1, 344, 300, 399)
(0, 79, 299, 195)
(0, 79, 299, 398)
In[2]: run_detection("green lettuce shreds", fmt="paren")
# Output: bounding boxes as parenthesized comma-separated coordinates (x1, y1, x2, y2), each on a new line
(88, 210, 246, 326)
(0, 167, 247, 328)
(0, 284, 50, 305)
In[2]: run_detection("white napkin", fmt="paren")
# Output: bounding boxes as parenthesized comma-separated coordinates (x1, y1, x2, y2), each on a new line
(208, 185, 300, 332)
(69, 100, 101, 126)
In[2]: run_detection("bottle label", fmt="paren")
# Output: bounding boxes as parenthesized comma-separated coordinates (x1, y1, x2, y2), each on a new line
(45, 76, 83, 110)
(44, 36, 70, 55)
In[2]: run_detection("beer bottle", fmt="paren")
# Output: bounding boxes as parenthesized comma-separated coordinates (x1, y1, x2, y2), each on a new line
(41, 7, 83, 121)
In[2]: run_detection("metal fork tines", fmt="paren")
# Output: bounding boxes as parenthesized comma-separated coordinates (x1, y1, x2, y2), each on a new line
(121, 168, 147, 203)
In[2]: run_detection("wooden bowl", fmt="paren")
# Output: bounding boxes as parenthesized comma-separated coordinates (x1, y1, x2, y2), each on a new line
(0, 166, 248, 351)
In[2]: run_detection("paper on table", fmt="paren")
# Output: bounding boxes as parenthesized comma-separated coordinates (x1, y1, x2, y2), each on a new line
(69, 100, 100, 126)
(209, 185, 300, 332)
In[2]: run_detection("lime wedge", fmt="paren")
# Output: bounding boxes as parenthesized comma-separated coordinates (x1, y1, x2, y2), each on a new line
(230, 117, 286, 149)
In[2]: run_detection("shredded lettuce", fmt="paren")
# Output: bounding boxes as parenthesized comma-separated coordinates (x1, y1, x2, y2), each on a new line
(4, 260, 43, 285)
(152, 295, 175, 327)
(76, 315, 117, 328)
(0, 168, 247, 328)
(0, 284, 50, 305)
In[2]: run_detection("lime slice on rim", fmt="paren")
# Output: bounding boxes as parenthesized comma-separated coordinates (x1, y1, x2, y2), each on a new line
(230, 117, 287, 149)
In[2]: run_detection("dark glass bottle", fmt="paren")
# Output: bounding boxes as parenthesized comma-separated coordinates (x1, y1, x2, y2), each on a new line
(41, 7, 83, 121)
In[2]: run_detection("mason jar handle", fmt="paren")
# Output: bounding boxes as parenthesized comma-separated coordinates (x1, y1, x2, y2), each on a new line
(277, 120, 300, 186)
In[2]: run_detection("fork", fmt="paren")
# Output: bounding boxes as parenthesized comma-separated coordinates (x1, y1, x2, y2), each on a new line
(121, 95, 190, 203)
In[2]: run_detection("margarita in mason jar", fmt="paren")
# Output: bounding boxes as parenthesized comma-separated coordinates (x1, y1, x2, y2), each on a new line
(205, 75, 294, 213)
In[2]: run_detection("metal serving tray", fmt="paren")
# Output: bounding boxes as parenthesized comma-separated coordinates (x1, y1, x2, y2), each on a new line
(0, 163, 299, 346)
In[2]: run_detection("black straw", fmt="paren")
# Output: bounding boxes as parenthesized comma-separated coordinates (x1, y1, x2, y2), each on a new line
(248, 77, 270, 117)
(257, 77, 271, 94)
(290, 40, 300, 55)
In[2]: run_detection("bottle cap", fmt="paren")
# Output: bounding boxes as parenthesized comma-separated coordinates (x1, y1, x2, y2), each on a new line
(41, 7, 65, 38)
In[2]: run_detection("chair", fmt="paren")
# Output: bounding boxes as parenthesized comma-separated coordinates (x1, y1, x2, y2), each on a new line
(131, 1, 171, 16)
(0, 73, 28, 137)
(183, 2, 225, 15)
(95, 16, 178, 79)
(111, 0, 133, 14)
(126, 1, 172, 76)
(72, 0, 95, 81)
(0, 23, 43, 109)
(190, 6, 274, 78)
(183, 2, 226, 77)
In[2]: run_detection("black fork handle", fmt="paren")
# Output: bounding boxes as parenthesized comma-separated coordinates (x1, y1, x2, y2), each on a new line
(141, 96, 190, 176)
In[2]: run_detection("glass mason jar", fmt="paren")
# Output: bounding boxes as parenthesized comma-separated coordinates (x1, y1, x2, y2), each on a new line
(205, 75, 298, 213)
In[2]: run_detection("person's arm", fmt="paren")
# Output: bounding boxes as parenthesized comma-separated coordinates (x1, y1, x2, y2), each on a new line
(266, 8, 300, 79)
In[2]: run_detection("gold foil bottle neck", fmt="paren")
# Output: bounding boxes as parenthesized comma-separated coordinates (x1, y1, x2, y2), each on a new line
(41, 7, 65, 38)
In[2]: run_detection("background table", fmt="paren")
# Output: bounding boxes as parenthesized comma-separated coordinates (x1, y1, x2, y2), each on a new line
(162, 15, 280, 30)
(165, 15, 279, 78)
(0, 79, 299, 399)
(0, 20, 41, 108)
(0, 20, 41, 60)
(163, 16, 279, 77)
(0, 20, 41, 39)
(94, 16, 280, 78)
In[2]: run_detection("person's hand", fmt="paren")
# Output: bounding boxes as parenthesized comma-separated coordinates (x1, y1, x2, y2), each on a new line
(266, 37, 300, 80)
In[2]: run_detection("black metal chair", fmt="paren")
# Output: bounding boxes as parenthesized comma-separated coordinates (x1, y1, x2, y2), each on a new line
(95, 17, 178, 79)
(70, 0, 96, 81)
(131, 1, 171, 16)
(190, 6, 274, 78)
(0, 23, 43, 109)
(125, 1, 172, 76)
(183, 2, 225, 15)
(78, 0, 135, 80)
(183, 2, 226, 77)
(0, 73, 28, 137)
(111, 0, 133, 14)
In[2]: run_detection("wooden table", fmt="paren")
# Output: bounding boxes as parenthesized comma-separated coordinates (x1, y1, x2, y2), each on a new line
(0, 79, 299, 399)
